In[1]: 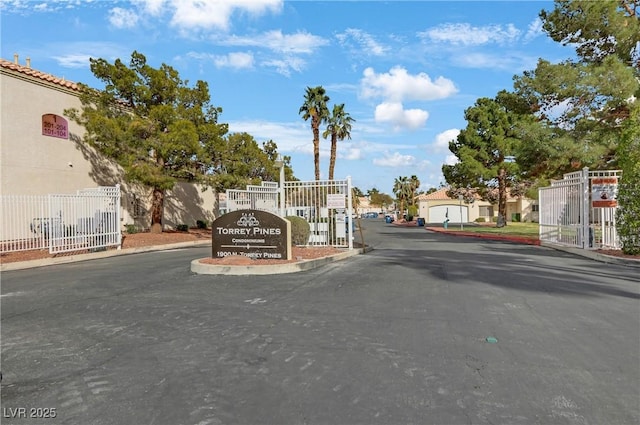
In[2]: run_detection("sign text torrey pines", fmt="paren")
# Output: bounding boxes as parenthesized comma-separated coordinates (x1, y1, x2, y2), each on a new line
(211, 210, 292, 260)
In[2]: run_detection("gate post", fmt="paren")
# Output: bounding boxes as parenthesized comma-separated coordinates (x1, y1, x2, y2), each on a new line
(115, 184, 122, 250)
(347, 176, 353, 250)
(581, 167, 590, 249)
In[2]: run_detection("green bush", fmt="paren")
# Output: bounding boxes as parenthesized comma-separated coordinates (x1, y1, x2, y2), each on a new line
(491, 216, 498, 223)
(617, 179, 640, 255)
(475, 217, 486, 223)
(286, 216, 310, 245)
(196, 219, 208, 229)
(176, 224, 189, 232)
(125, 224, 138, 234)
(407, 205, 418, 220)
(616, 110, 640, 255)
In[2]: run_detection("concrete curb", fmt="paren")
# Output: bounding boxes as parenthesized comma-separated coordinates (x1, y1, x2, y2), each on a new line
(425, 226, 540, 245)
(191, 247, 369, 275)
(1, 240, 212, 272)
(540, 242, 640, 268)
(425, 227, 640, 268)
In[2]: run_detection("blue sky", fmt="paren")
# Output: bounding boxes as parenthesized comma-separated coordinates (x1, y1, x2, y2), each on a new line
(1, 0, 576, 195)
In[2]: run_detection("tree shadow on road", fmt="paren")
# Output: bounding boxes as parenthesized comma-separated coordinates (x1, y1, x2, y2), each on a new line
(366, 231, 640, 300)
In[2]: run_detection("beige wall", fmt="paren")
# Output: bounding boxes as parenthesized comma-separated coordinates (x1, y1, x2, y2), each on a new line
(1, 66, 217, 231)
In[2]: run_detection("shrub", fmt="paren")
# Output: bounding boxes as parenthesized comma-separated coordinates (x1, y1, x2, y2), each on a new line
(196, 219, 209, 229)
(616, 110, 640, 255)
(475, 217, 486, 223)
(491, 216, 498, 223)
(286, 216, 310, 245)
(125, 224, 138, 234)
(617, 178, 640, 255)
(176, 224, 189, 232)
(407, 205, 418, 220)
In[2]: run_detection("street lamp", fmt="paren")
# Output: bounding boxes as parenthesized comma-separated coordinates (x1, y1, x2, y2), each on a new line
(274, 155, 285, 216)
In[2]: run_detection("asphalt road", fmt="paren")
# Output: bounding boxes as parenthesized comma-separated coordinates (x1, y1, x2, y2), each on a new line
(1, 219, 639, 425)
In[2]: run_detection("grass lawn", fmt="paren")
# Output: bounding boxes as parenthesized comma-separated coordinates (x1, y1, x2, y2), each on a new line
(451, 222, 539, 238)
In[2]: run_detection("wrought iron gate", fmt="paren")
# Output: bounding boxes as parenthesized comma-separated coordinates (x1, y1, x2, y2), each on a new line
(224, 178, 354, 249)
(539, 168, 621, 249)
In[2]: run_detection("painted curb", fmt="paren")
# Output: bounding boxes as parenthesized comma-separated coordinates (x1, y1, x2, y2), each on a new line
(191, 247, 367, 275)
(425, 227, 640, 268)
(540, 242, 640, 268)
(425, 227, 540, 245)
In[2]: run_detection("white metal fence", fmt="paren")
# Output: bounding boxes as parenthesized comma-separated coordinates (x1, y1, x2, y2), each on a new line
(224, 178, 354, 249)
(539, 168, 622, 250)
(225, 181, 279, 215)
(283, 178, 353, 249)
(1, 186, 121, 254)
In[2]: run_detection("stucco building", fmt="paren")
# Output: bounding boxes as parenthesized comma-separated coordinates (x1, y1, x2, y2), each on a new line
(416, 187, 538, 224)
(0, 55, 217, 231)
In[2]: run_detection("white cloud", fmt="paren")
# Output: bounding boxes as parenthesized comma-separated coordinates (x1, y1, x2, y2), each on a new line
(52, 54, 93, 68)
(50, 42, 128, 70)
(342, 148, 362, 161)
(108, 7, 139, 29)
(360, 66, 457, 102)
(524, 18, 544, 42)
(374, 102, 429, 130)
(373, 152, 417, 167)
(262, 56, 307, 76)
(220, 30, 329, 54)
(136, 0, 166, 17)
(336, 28, 389, 57)
(453, 52, 538, 72)
(444, 154, 458, 166)
(213, 52, 254, 69)
(167, 0, 282, 31)
(227, 119, 309, 152)
(422, 23, 520, 46)
(432, 129, 460, 153)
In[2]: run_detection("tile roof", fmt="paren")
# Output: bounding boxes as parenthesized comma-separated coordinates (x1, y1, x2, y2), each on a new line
(416, 188, 452, 200)
(0, 57, 79, 91)
(417, 187, 526, 202)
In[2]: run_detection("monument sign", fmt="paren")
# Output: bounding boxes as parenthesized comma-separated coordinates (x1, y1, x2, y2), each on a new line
(212, 209, 291, 260)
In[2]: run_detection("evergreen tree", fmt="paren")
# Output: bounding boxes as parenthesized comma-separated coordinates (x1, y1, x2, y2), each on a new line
(65, 51, 227, 233)
(442, 97, 521, 227)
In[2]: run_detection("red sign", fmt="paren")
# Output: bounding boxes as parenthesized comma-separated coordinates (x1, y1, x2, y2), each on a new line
(42, 114, 68, 139)
(591, 177, 618, 208)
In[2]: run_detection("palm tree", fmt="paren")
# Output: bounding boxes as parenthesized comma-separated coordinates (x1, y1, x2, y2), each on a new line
(393, 176, 411, 218)
(299, 86, 330, 180)
(323, 103, 354, 180)
(409, 175, 421, 206)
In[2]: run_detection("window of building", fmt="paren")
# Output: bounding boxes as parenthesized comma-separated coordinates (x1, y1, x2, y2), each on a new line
(479, 206, 494, 217)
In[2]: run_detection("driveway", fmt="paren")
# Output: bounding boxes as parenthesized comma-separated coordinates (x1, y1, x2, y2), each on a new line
(2, 219, 639, 424)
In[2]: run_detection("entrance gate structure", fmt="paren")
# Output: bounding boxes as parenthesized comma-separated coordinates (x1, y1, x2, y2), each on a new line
(539, 168, 622, 250)
(224, 178, 353, 249)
